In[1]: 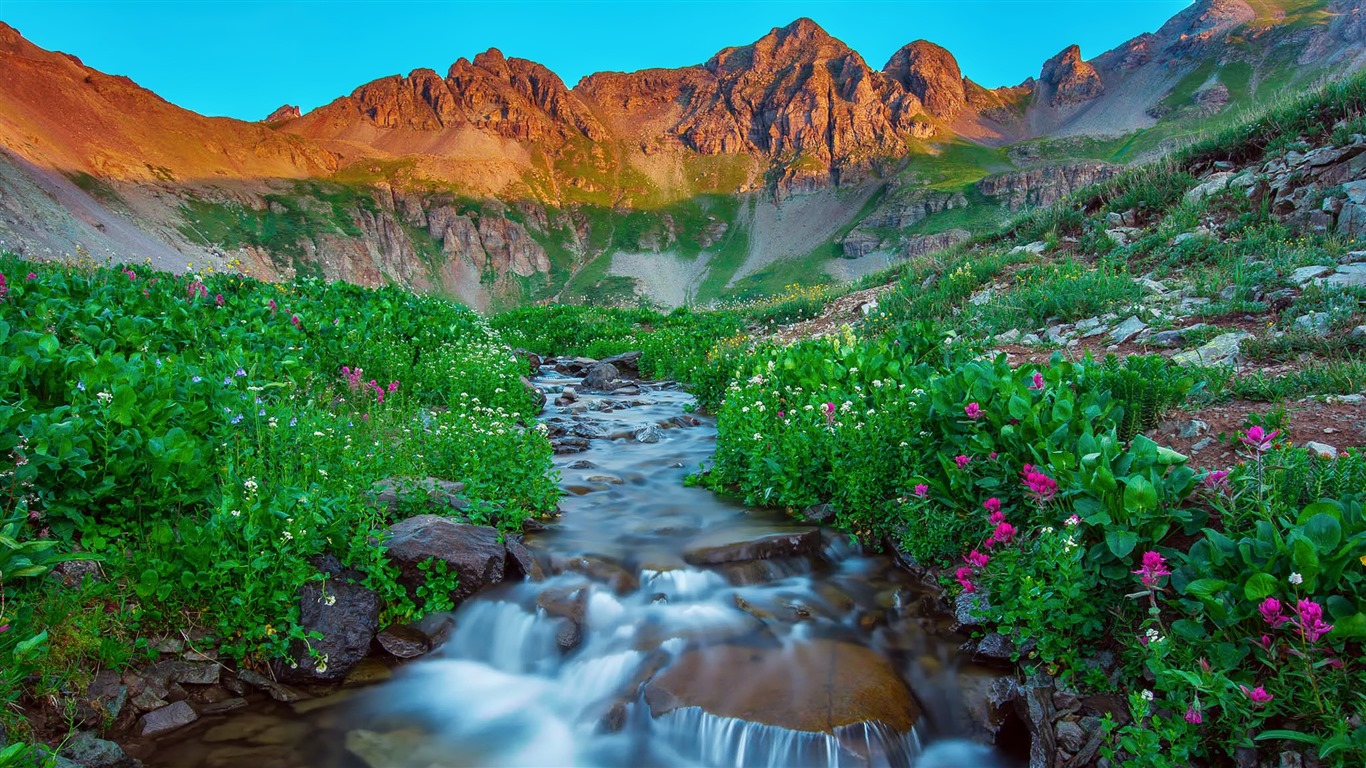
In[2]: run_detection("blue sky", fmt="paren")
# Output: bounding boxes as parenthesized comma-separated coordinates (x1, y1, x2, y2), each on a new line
(3, 1, 1192, 120)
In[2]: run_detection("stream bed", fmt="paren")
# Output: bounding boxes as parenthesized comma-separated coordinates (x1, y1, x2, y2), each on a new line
(146, 370, 1009, 767)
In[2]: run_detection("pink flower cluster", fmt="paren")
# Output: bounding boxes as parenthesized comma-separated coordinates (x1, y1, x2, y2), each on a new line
(957, 498, 1018, 593)
(1240, 426, 1279, 453)
(1029, 371, 1045, 391)
(1020, 464, 1058, 503)
(823, 401, 836, 426)
(341, 366, 399, 404)
(1133, 550, 1172, 588)
(0, 272, 7, 302)
(1202, 469, 1230, 491)
(1260, 597, 1334, 644)
(187, 281, 208, 301)
(1240, 685, 1273, 706)
(964, 402, 982, 419)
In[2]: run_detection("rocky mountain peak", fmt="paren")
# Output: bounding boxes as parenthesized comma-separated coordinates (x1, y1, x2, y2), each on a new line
(883, 40, 966, 120)
(264, 104, 301, 122)
(1039, 44, 1104, 107)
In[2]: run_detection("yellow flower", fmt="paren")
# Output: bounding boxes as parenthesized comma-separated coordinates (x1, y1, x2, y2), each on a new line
(1360, 554, 1366, 567)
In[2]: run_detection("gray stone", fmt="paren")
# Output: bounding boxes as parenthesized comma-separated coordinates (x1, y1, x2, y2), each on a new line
(1045, 324, 1072, 343)
(1320, 263, 1366, 288)
(1074, 316, 1102, 333)
(1136, 278, 1167, 294)
(1185, 172, 1234, 204)
(1219, 285, 1239, 301)
(1191, 438, 1214, 453)
(137, 701, 198, 737)
(234, 669, 304, 703)
(974, 632, 1016, 663)
(1349, 325, 1366, 341)
(954, 593, 989, 628)
(1020, 333, 1042, 345)
(200, 697, 248, 715)
(1109, 316, 1147, 345)
(385, 515, 506, 604)
(1304, 442, 1338, 459)
(993, 329, 1021, 344)
(59, 732, 135, 768)
(633, 425, 663, 444)
(376, 624, 431, 659)
(1011, 241, 1048, 255)
(1172, 331, 1252, 367)
(968, 287, 995, 306)
(1177, 419, 1208, 439)
(599, 351, 643, 379)
(1290, 265, 1334, 285)
(371, 477, 468, 516)
(1338, 203, 1366, 238)
(1345, 180, 1366, 205)
(1056, 720, 1087, 753)
(274, 557, 379, 684)
(581, 362, 620, 393)
(1293, 312, 1332, 335)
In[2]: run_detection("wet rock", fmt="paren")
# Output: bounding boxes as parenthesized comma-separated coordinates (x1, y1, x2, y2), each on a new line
(549, 555, 639, 594)
(137, 701, 197, 737)
(599, 351, 643, 379)
(554, 386, 579, 406)
(572, 420, 607, 439)
(554, 357, 598, 377)
(371, 477, 468, 517)
(954, 592, 989, 628)
(586, 474, 623, 485)
(802, 503, 835, 523)
(668, 414, 702, 428)
(552, 436, 590, 454)
(632, 425, 663, 443)
(376, 624, 430, 659)
(565, 459, 597, 470)
(59, 731, 136, 768)
(973, 632, 1016, 665)
(385, 515, 506, 604)
(581, 363, 621, 392)
(130, 689, 168, 712)
(644, 640, 920, 733)
(555, 618, 582, 653)
(611, 384, 643, 396)
(504, 536, 545, 581)
(200, 697, 249, 715)
(521, 375, 546, 412)
(1056, 719, 1086, 753)
(274, 557, 379, 684)
(145, 659, 220, 687)
(511, 348, 543, 375)
(682, 529, 821, 565)
(235, 669, 304, 703)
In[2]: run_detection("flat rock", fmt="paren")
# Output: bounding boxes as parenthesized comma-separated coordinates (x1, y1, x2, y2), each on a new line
(1290, 265, 1334, 285)
(1304, 441, 1338, 459)
(683, 528, 821, 565)
(1109, 316, 1147, 345)
(59, 732, 135, 768)
(1318, 264, 1366, 288)
(137, 701, 198, 737)
(644, 640, 920, 733)
(1172, 331, 1251, 367)
(376, 624, 430, 659)
(385, 515, 506, 603)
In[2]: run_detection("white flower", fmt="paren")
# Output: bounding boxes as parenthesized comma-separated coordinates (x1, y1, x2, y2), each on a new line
(243, 477, 258, 496)
(96, 391, 113, 404)
(229, 509, 241, 518)
(752, 433, 763, 440)
(1289, 572, 1303, 585)
(1140, 690, 1154, 701)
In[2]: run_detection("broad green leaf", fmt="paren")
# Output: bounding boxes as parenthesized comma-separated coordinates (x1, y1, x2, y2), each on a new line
(1105, 529, 1138, 559)
(1242, 573, 1279, 601)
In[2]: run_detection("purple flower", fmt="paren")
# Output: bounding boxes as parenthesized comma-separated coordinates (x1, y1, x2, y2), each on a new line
(1240, 685, 1273, 706)
(1240, 426, 1279, 453)
(235, 368, 246, 377)
(26, 272, 37, 281)
(954, 454, 971, 469)
(1029, 371, 1045, 391)
(1133, 551, 1172, 588)
(1184, 705, 1202, 725)
(1293, 599, 1334, 644)
(913, 484, 929, 497)
(192, 375, 202, 384)
(1202, 470, 1230, 491)
(964, 402, 982, 419)
(1259, 597, 1289, 628)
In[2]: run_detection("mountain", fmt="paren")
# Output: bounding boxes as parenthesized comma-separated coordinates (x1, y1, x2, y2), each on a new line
(0, 1, 1362, 309)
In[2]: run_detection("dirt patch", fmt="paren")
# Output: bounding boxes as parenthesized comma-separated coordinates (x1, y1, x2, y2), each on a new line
(1146, 398, 1365, 471)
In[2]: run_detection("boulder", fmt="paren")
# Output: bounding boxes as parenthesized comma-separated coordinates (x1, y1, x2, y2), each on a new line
(274, 556, 379, 683)
(384, 515, 506, 604)
(511, 348, 543, 375)
(1319, 264, 1366, 289)
(599, 351, 643, 379)
(644, 640, 920, 733)
(504, 536, 546, 581)
(1109, 316, 1147, 345)
(1172, 332, 1251, 367)
(683, 529, 822, 565)
(1293, 312, 1332, 335)
(632, 424, 663, 443)
(1290, 265, 1334, 286)
(376, 624, 431, 659)
(1304, 442, 1338, 459)
(136, 701, 197, 737)
(554, 357, 598, 377)
(581, 363, 620, 392)
(59, 732, 136, 768)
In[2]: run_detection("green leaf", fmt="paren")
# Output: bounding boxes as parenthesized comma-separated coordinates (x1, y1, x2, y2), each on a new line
(1123, 475, 1158, 513)
(1182, 578, 1230, 599)
(1106, 529, 1139, 559)
(1300, 513, 1342, 552)
(1242, 573, 1279, 601)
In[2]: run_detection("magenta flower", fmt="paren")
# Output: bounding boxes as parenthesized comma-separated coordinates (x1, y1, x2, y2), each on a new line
(1184, 705, 1202, 725)
(964, 402, 982, 419)
(388, 381, 399, 393)
(215, 293, 225, 307)
(1293, 599, 1334, 643)
(989, 510, 1006, 524)
(1029, 371, 1045, 391)
(0, 272, 7, 301)
(1065, 514, 1080, 527)
(1240, 685, 1273, 706)
(1202, 470, 1230, 491)
(0, 623, 9, 634)
(965, 550, 990, 569)
(988, 451, 998, 460)
(1021, 465, 1059, 503)
(913, 484, 929, 497)
(1133, 551, 1172, 588)
(955, 566, 976, 593)
(986, 522, 1016, 548)
(26, 272, 37, 281)
(983, 497, 1001, 515)
(1259, 597, 1289, 628)
(290, 314, 301, 329)
(823, 401, 836, 425)
(954, 454, 971, 469)
(268, 298, 278, 313)
(1240, 426, 1279, 453)
(777, 410, 784, 419)
(1259, 634, 1273, 651)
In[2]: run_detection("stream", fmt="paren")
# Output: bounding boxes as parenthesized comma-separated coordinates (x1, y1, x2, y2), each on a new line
(145, 369, 1010, 767)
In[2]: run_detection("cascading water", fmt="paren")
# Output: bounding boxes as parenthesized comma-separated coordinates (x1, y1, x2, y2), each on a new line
(146, 370, 1009, 768)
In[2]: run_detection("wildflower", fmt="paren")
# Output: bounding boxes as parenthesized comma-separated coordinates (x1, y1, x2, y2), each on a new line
(1259, 634, 1273, 651)
(231, 414, 243, 425)
(989, 510, 1006, 524)
(965, 550, 990, 568)
(1140, 690, 1154, 702)
(954, 454, 971, 469)
(0, 273, 7, 301)
(1259, 597, 1289, 627)
(1185, 704, 1203, 725)
(1288, 572, 1303, 585)
(989, 521, 1016, 546)
(388, 381, 399, 393)
(1293, 599, 1334, 643)
(1021, 464, 1059, 502)
(983, 497, 1001, 515)
(1240, 685, 1273, 706)
(290, 314, 301, 329)
(268, 298, 277, 313)
(988, 451, 998, 460)
(1065, 514, 1080, 527)
(96, 391, 113, 405)
(1133, 550, 1172, 588)
(192, 375, 202, 383)
(955, 566, 976, 593)
(964, 402, 982, 419)
(236, 368, 246, 377)
(0, 624, 9, 633)
(823, 401, 836, 425)
(1240, 425, 1279, 453)
(1202, 470, 1230, 491)
(1029, 371, 1045, 391)
(913, 484, 929, 497)
(77, 381, 86, 392)
(215, 293, 225, 307)
(230, 509, 241, 518)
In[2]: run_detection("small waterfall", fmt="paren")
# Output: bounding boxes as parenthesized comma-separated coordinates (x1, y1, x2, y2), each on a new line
(654, 707, 923, 768)
(438, 600, 559, 674)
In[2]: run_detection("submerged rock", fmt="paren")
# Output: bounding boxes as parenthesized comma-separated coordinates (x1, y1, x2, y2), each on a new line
(683, 529, 822, 565)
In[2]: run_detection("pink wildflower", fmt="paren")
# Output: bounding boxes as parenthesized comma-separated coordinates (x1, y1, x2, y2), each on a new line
(777, 410, 784, 419)
(0, 624, 8, 634)
(913, 484, 929, 497)
(1021, 465, 1059, 503)
(1240, 426, 1279, 453)
(964, 402, 982, 419)
(0, 272, 7, 301)
(989, 510, 1006, 525)
(215, 293, 225, 307)
(955, 566, 976, 593)
(1185, 705, 1203, 725)
(986, 522, 1016, 547)
(1029, 371, 1045, 391)
(388, 381, 399, 393)
(1203, 470, 1230, 491)
(290, 314, 301, 329)
(1065, 514, 1080, 527)
(1259, 634, 1273, 651)
(1240, 685, 1273, 706)
(954, 454, 971, 469)
(1293, 599, 1334, 644)
(965, 550, 990, 569)
(823, 401, 836, 425)
(988, 451, 998, 460)
(27, 272, 37, 281)
(1133, 551, 1172, 588)
(1259, 597, 1289, 628)
(983, 497, 1001, 515)
(268, 298, 277, 314)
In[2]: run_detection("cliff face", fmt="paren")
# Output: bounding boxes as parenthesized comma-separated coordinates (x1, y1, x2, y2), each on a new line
(1038, 45, 1105, 108)
(882, 40, 967, 121)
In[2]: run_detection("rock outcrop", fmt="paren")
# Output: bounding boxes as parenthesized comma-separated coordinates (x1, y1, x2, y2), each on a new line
(1039, 45, 1104, 107)
(264, 104, 302, 122)
(976, 162, 1118, 210)
(882, 40, 967, 120)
